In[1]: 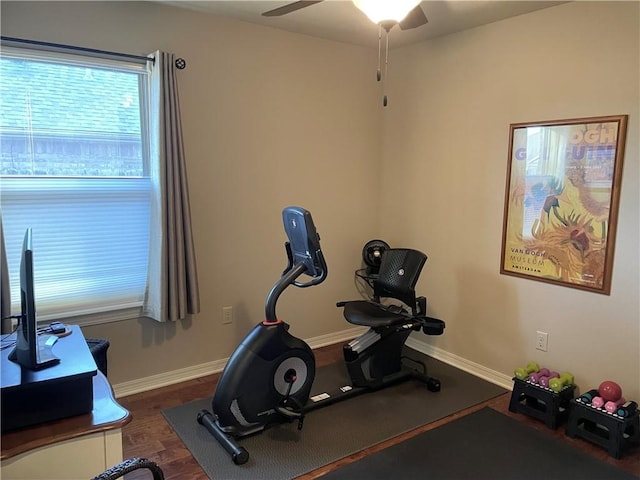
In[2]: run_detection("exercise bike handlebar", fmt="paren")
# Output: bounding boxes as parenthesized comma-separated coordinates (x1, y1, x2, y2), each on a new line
(283, 241, 328, 288)
(264, 207, 328, 323)
(264, 245, 328, 323)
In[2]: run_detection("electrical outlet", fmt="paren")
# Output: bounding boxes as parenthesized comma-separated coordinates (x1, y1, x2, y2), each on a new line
(222, 306, 233, 325)
(536, 331, 548, 352)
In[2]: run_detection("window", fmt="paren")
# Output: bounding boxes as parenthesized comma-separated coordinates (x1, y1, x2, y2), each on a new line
(0, 47, 151, 325)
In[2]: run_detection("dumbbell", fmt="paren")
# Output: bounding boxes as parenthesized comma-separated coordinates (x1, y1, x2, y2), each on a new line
(549, 372, 574, 392)
(605, 397, 626, 414)
(578, 389, 599, 404)
(515, 362, 540, 381)
(592, 396, 605, 409)
(528, 368, 550, 384)
(616, 401, 638, 418)
(539, 372, 559, 388)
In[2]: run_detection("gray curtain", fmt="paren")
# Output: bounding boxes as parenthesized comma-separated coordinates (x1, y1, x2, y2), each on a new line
(143, 51, 200, 322)
(0, 215, 11, 333)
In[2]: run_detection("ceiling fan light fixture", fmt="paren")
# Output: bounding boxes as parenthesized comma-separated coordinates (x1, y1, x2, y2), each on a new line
(352, 0, 421, 25)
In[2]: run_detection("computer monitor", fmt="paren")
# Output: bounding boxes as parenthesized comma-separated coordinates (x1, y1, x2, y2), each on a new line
(8, 228, 60, 370)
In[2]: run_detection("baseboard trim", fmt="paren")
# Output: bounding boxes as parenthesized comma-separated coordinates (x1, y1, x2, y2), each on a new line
(113, 327, 513, 398)
(406, 336, 513, 391)
(113, 326, 367, 398)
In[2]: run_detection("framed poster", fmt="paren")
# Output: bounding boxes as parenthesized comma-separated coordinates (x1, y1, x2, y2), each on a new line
(500, 115, 628, 295)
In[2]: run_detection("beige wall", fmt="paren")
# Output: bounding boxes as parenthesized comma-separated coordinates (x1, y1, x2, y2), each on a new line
(2, 1, 638, 399)
(1, 1, 383, 384)
(383, 1, 639, 399)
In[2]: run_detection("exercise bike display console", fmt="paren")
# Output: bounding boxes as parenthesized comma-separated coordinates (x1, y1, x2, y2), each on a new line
(197, 206, 445, 465)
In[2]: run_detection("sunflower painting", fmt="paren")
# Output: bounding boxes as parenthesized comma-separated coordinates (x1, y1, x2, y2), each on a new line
(500, 115, 627, 295)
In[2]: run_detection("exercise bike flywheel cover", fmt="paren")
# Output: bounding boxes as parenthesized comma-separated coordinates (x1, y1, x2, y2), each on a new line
(273, 356, 310, 396)
(362, 239, 390, 268)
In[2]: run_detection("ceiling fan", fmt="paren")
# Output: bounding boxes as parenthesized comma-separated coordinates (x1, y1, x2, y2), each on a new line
(262, 1, 428, 107)
(262, 1, 428, 32)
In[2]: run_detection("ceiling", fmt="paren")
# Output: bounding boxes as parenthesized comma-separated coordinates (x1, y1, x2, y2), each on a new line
(158, 1, 567, 49)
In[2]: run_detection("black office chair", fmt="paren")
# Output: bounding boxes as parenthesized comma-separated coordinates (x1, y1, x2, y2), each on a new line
(91, 457, 164, 480)
(338, 248, 445, 390)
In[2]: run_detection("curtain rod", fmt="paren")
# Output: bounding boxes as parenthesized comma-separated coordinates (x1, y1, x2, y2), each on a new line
(1, 36, 155, 64)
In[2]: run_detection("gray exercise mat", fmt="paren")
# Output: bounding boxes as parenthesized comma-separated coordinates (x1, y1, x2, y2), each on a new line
(320, 407, 638, 480)
(162, 351, 506, 480)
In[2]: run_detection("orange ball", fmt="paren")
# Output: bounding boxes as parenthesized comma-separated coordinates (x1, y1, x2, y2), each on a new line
(598, 381, 622, 402)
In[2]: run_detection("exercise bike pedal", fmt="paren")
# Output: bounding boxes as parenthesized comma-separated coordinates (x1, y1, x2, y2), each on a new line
(275, 404, 306, 430)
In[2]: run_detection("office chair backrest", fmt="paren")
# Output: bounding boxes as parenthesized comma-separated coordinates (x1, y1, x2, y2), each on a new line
(373, 248, 427, 315)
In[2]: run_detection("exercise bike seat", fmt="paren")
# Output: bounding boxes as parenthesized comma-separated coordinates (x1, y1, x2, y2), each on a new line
(339, 248, 433, 329)
(341, 301, 413, 328)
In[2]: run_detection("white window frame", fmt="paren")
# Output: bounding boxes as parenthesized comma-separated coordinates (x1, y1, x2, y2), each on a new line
(1, 46, 152, 327)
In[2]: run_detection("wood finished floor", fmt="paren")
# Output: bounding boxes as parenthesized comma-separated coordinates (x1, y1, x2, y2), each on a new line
(119, 343, 640, 479)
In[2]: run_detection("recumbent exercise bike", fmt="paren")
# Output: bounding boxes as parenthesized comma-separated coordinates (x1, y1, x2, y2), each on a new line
(197, 206, 445, 464)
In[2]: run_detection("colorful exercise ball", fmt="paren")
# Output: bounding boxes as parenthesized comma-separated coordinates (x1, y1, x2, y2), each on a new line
(598, 381, 622, 402)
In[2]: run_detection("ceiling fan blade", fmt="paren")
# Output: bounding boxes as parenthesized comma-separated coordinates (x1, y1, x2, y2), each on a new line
(262, 1, 324, 17)
(399, 5, 428, 30)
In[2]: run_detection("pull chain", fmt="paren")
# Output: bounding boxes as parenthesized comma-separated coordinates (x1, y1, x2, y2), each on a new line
(377, 24, 382, 81)
(376, 22, 394, 107)
(383, 29, 389, 107)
